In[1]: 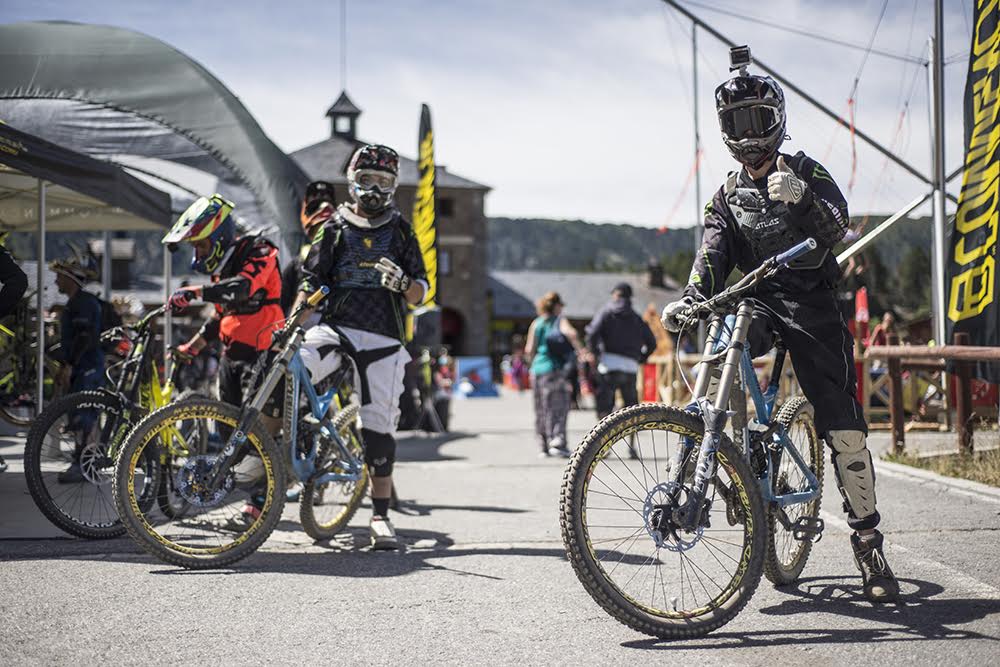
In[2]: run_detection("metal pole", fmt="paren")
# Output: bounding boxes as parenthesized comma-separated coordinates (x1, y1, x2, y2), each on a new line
(660, 0, 932, 186)
(929, 21, 948, 346)
(37, 180, 46, 411)
(101, 230, 112, 301)
(692, 22, 706, 348)
(163, 246, 173, 373)
(837, 192, 931, 264)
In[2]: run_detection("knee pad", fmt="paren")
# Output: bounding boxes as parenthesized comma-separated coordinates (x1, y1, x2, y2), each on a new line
(363, 428, 396, 477)
(828, 430, 877, 521)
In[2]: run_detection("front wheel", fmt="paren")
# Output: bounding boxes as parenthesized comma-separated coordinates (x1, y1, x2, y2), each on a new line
(113, 398, 286, 569)
(560, 403, 766, 640)
(23, 390, 154, 539)
(763, 397, 823, 586)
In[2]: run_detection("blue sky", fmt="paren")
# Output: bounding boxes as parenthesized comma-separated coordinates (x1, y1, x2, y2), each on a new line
(1, 0, 978, 227)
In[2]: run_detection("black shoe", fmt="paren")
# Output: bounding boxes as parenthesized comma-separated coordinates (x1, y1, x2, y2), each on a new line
(57, 462, 85, 484)
(851, 530, 900, 603)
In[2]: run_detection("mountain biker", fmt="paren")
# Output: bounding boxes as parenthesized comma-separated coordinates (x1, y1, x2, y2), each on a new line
(0, 232, 27, 473)
(163, 194, 284, 523)
(49, 250, 104, 484)
(293, 144, 427, 550)
(661, 51, 899, 603)
(281, 180, 337, 317)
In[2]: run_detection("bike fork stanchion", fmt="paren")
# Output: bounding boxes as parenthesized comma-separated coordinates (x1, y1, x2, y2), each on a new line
(688, 301, 754, 528)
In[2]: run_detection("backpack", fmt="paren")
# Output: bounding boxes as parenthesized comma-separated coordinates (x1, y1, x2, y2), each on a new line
(543, 317, 574, 364)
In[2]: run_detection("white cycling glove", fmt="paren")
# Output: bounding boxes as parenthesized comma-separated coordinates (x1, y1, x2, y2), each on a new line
(767, 156, 806, 205)
(375, 257, 413, 293)
(661, 296, 696, 333)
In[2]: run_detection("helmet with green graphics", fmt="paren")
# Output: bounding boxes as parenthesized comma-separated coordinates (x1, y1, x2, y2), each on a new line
(162, 194, 236, 274)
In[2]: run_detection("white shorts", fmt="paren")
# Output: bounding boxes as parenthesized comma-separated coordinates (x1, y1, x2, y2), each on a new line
(299, 324, 410, 435)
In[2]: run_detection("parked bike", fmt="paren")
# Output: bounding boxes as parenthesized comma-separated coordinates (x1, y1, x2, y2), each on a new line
(112, 287, 369, 569)
(23, 306, 205, 538)
(559, 238, 823, 639)
(0, 293, 62, 426)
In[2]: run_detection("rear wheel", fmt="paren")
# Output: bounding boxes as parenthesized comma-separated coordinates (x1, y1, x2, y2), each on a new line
(23, 391, 154, 539)
(300, 405, 369, 541)
(560, 403, 766, 639)
(763, 397, 823, 585)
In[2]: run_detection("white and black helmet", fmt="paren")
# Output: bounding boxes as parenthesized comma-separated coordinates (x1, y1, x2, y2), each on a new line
(346, 144, 400, 215)
(715, 74, 786, 169)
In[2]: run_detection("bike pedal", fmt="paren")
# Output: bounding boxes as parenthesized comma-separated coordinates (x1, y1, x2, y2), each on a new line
(791, 516, 824, 543)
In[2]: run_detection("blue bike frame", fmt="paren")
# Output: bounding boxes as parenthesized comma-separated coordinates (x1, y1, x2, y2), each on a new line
(284, 350, 365, 487)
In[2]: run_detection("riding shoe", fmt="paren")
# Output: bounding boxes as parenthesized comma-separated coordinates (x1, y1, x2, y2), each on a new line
(370, 515, 400, 551)
(851, 530, 900, 603)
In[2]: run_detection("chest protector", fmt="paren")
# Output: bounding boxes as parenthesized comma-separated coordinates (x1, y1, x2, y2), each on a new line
(333, 219, 398, 289)
(724, 157, 828, 270)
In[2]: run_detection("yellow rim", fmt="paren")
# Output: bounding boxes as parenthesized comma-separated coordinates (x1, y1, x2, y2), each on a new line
(581, 417, 755, 620)
(127, 405, 275, 556)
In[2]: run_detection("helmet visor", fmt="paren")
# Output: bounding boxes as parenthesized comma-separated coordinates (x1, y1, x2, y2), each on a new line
(720, 105, 781, 140)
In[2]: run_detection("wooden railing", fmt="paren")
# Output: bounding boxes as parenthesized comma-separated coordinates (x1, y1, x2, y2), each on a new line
(865, 332, 1000, 455)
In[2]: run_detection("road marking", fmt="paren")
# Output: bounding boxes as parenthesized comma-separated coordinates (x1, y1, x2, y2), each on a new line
(820, 510, 1000, 600)
(873, 459, 1000, 505)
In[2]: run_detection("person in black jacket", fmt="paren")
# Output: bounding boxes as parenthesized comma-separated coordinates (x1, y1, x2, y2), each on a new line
(661, 51, 898, 603)
(0, 234, 27, 473)
(280, 181, 336, 317)
(585, 282, 656, 421)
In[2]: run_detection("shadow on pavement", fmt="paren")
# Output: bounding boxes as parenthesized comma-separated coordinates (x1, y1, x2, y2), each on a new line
(396, 431, 477, 463)
(621, 575, 1000, 649)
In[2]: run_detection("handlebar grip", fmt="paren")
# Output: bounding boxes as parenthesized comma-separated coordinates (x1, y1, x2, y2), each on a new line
(306, 286, 330, 307)
(774, 238, 818, 266)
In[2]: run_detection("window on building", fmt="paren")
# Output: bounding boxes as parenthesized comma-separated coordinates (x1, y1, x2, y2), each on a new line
(335, 116, 352, 134)
(439, 249, 451, 276)
(437, 197, 454, 217)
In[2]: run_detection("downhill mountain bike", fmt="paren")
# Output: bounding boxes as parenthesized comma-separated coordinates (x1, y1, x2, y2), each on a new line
(0, 293, 62, 426)
(23, 306, 206, 538)
(112, 286, 369, 569)
(560, 238, 824, 639)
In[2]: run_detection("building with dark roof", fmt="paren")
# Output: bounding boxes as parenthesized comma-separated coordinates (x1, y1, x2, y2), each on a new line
(291, 90, 492, 355)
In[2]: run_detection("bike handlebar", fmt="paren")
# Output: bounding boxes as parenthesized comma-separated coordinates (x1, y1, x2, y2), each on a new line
(677, 238, 817, 327)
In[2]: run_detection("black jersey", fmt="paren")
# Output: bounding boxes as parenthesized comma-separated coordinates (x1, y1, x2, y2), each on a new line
(686, 151, 850, 297)
(299, 207, 427, 341)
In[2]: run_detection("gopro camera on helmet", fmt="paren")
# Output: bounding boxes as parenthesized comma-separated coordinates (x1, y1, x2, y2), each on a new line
(729, 45, 752, 74)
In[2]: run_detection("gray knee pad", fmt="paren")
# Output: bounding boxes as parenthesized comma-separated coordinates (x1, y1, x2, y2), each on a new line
(828, 430, 877, 521)
(363, 428, 396, 477)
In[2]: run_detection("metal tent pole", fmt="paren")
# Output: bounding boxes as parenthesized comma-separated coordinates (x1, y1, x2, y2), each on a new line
(837, 193, 931, 264)
(163, 246, 172, 374)
(929, 22, 948, 345)
(102, 230, 112, 301)
(37, 180, 46, 411)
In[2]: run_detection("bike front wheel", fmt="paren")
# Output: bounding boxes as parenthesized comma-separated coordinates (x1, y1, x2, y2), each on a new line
(23, 390, 154, 539)
(764, 397, 823, 585)
(560, 403, 766, 640)
(113, 398, 286, 569)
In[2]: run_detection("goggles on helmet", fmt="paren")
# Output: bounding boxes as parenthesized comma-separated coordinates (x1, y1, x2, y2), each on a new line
(719, 104, 781, 140)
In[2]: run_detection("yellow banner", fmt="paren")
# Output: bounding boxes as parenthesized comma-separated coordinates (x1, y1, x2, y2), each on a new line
(413, 104, 437, 308)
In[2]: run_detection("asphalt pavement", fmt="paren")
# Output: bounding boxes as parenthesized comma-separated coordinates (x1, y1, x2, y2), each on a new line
(2, 390, 999, 666)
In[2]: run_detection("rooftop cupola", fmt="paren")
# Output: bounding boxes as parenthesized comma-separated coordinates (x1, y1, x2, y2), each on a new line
(326, 90, 361, 140)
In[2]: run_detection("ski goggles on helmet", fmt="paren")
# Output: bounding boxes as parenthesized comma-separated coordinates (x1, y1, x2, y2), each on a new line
(719, 103, 782, 140)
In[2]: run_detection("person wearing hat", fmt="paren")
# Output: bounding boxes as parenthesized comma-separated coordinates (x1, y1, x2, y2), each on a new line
(525, 291, 583, 458)
(585, 282, 657, 425)
(49, 250, 104, 483)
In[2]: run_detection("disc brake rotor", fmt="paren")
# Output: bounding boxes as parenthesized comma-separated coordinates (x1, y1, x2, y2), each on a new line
(79, 441, 113, 485)
(643, 482, 704, 552)
(174, 455, 235, 508)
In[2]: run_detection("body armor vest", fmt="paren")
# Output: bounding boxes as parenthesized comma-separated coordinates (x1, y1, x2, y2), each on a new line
(333, 220, 396, 289)
(724, 157, 828, 270)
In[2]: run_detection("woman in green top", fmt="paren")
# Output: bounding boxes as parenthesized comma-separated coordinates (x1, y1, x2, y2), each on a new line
(525, 291, 583, 457)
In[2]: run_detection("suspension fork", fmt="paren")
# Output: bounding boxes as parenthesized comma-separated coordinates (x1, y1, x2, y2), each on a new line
(682, 300, 755, 529)
(207, 328, 304, 490)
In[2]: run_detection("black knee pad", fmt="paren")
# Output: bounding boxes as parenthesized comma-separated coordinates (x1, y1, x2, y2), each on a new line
(363, 428, 396, 477)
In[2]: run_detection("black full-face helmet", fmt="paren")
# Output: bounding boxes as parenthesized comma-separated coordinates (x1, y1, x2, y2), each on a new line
(715, 74, 786, 169)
